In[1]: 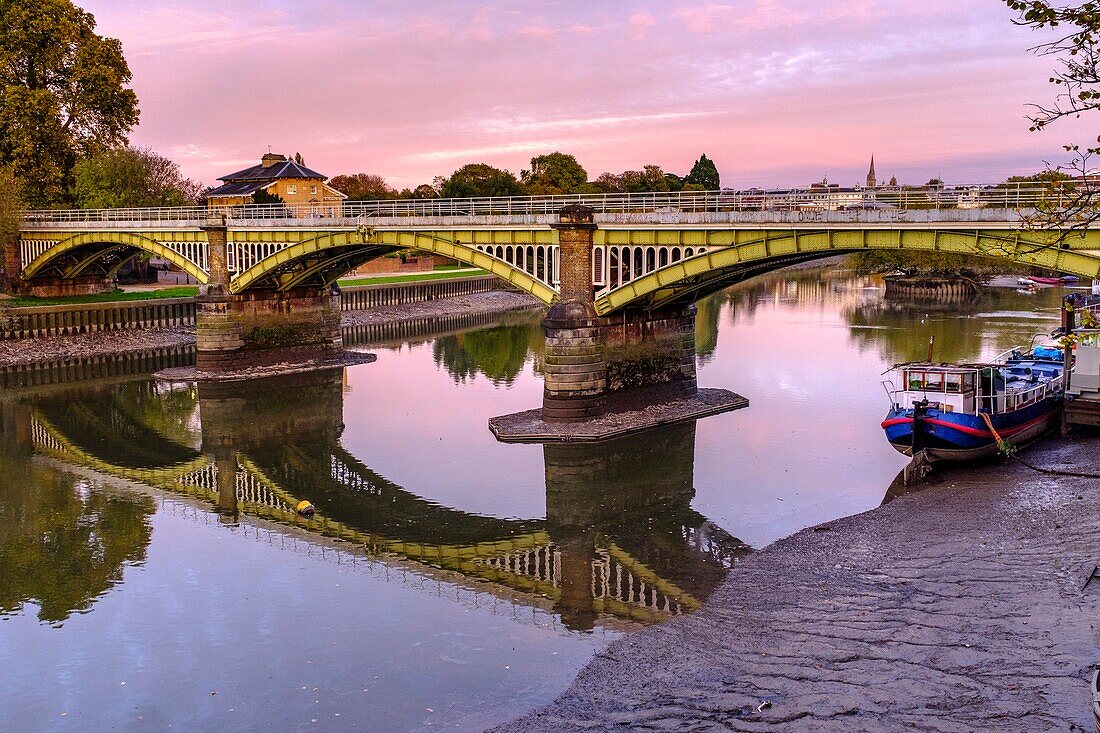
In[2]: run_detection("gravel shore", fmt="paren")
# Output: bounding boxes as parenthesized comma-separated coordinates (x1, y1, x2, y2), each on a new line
(497, 436, 1100, 733)
(0, 290, 542, 368)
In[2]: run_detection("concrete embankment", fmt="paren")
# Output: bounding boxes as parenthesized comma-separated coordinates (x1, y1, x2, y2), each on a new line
(498, 437, 1100, 733)
(0, 288, 541, 369)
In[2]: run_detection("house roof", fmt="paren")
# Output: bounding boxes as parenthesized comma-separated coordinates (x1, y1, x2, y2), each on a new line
(206, 180, 273, 198)
(219, 160, 328, 182)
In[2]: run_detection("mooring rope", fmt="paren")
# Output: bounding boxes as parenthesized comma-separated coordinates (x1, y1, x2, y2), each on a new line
(980, 411, 1100, 479)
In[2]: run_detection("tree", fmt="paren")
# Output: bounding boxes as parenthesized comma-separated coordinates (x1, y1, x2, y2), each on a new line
(1005, 1, 1100, 228)
(328, 173, 397, 200)
(72, 147, 202, 208)
(684, 154, 720, 190)
(0, 0, 140, 205)
(520, 152, 588, 194)
(620, 165, 671, 193)
(0, 166, 21, 291)
(251, 188, 284, 205)
(438, 163, 523, 198)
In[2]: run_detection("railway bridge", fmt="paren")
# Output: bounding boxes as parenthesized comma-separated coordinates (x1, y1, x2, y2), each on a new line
(6, 189, 1100, 421)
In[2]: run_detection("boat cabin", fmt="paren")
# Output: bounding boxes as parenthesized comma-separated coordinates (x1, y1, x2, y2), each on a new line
(888, 358, 1063, 417)
(894, 365, 979, 415)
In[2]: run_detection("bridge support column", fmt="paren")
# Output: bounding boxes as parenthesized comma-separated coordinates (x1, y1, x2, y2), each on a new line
(490, 207, 746, 441)
(195, 216, 342, 372)
(542, 206, 606, 421)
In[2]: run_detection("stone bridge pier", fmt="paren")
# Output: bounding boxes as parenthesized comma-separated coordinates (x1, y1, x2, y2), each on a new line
(541, 206, 697, 423)
(196, 216, 341, 371)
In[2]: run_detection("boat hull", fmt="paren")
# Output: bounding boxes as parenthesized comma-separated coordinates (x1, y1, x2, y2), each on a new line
(881, 398, 1062, 462)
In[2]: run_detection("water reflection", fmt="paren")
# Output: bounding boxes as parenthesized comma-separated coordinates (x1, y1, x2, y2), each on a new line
(0, 398, 155, 625)
(433, 321, 544, 386)
(845, 283, 1067, 363)
(5, 369, 749, 631)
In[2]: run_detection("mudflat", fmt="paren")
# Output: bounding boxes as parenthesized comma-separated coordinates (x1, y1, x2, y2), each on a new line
(498, 436, 1100, 733)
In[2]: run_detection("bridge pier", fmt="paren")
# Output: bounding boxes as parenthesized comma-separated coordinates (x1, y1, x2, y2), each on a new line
(491, 206, 745, 441)
(195, 217, 342, 371)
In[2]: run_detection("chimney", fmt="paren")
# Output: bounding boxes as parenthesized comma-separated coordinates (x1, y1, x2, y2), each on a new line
(261, 153, 287, 168)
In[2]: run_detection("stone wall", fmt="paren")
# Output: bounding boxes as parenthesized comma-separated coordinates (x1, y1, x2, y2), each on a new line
(196, 288, 341, 370)
(598, 305, 697, 400)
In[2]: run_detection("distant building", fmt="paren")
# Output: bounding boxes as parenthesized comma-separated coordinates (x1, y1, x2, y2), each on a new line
(866, 156, 876, 188)
(206, 153, 347, 208)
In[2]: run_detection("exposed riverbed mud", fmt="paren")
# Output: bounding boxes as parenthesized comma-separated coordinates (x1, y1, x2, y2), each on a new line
(0, 290, 542, 368)
(497, 436, 1100, 732)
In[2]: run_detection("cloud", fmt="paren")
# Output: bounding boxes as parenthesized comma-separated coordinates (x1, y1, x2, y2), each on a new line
(85, 0, 1097, 187)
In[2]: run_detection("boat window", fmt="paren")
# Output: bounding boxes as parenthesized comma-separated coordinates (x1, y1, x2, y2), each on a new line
(945, 373, 962, 392)
(907, 371, 923, 390)
(962, 373, 976, 392)
(924, 372, 944, 391)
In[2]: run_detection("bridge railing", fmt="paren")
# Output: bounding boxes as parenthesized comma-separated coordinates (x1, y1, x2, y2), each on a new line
(18, 183, 1074, 225)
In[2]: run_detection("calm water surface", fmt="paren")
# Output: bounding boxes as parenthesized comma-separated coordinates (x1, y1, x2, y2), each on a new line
(0, 270, 1070, 731)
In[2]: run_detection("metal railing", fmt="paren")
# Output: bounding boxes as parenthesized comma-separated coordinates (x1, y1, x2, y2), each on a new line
(18, 182, 1077, 225)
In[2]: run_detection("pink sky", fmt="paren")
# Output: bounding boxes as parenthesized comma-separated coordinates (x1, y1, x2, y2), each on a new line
(81, 0, 1095, 190)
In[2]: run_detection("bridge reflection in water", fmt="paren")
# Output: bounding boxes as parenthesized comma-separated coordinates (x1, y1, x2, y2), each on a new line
(4, 368, 749, 630)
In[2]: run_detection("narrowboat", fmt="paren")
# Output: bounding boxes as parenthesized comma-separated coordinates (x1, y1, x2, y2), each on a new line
(880, 345, 1065, 461)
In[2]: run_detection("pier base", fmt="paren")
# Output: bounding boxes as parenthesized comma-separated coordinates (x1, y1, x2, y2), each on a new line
(195, 288, 343, 372)
(491, 205, 747, 442)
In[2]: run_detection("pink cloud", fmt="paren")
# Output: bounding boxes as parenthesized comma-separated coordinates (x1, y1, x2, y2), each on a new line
(78, 0, 1095, 189)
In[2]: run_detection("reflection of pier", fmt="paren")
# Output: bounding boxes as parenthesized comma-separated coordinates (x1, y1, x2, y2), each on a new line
(8, 369, 749, 629)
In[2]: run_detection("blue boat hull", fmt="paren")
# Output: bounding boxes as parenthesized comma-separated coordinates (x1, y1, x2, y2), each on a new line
(881, 396, 1062, 461)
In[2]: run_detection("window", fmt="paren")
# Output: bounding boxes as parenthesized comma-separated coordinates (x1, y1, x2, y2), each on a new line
(310, 185, 318, 195)
(287, 185, 297, 195)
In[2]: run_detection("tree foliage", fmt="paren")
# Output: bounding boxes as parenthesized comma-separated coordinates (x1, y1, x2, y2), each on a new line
(591, 165, 671, 193)
(0, 166, 20, 243)
(685, 153, 720, 190)
(520, 152, 588, 194)
(73, 147, 202, 208)
(0, 0, 139, 205)
(439, 163, 523, 198)
(1005, 1, 1100, 228)
(328, 173, 397, 200)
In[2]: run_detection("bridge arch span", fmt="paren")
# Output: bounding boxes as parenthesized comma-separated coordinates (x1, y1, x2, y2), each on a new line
(594, 229, 1100, 314)
(230, 229, 559, 304)
(21, 231, 210, 284)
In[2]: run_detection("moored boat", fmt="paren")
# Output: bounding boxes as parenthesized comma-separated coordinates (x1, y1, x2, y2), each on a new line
(880, 345, 1065, 461)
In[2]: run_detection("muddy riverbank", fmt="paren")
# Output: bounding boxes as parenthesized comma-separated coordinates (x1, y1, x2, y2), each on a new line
(0, 290, 541, 368)
(498, 436, 1100, 732)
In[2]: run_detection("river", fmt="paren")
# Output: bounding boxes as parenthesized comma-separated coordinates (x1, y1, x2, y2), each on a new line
(0, 268, 1071, 731)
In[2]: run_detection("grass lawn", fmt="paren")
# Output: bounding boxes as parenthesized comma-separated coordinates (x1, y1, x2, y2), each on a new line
(337, 269, 487, 287)
(1, 286, 199, 308)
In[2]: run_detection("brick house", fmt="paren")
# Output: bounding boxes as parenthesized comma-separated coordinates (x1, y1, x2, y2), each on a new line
(206, 153, 347, 209)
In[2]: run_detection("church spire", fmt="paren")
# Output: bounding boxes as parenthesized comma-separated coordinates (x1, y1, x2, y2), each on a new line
(866, 155, 877, 188)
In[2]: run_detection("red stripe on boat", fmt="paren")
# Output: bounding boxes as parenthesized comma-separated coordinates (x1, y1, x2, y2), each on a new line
(880, 410, 1056, 437)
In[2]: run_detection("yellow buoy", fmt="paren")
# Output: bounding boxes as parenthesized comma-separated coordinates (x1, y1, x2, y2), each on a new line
(296, 500, 315, 517)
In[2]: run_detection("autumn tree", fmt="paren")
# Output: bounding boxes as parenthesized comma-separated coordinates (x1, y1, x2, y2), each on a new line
(1005, 1, 1100, 228)
(685, 154, 720, 190)
(0, 0, 140, 206)
(520, 152, 588, 194)
(0, 166, 21, 291)
(439, 163, 523, 198)
(73, 147, 203, 208)
(329, 173, 397, 200)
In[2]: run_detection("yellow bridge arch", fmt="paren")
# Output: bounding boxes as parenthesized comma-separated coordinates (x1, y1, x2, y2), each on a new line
(230, 229, 559, 303)
(594, 228, 1100, 314)
(21, 231, 210, 284)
